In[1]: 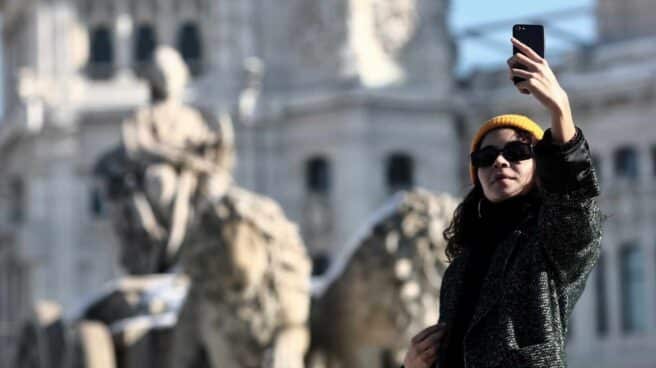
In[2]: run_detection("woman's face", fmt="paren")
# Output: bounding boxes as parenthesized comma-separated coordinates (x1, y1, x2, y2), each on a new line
(477, 128, 536, 203)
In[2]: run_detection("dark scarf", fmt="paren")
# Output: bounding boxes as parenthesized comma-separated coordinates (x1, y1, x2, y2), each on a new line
(442, 189, 540, 368)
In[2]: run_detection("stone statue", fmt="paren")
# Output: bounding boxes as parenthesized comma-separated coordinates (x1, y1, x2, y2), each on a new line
(173, 187, 311, 368)
(309, 189, 457, 368)
(97, 47, 234, 275)
(95, 46, 311, 368)
(17, 46, 454, 368)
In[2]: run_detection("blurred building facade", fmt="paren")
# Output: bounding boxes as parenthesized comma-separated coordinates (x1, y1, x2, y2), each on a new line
(0, 0, 456, 362)
(0, 0, 655, 367)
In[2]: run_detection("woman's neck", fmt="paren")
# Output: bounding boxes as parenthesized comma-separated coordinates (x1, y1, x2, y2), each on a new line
(476, 189, 538, 243)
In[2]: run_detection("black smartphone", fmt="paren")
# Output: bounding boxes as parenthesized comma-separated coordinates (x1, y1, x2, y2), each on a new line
(512, 24, 544, 84)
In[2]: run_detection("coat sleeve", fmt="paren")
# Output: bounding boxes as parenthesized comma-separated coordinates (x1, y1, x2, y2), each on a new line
(533, 127, 603, 291)
(437, 256, 464, 325)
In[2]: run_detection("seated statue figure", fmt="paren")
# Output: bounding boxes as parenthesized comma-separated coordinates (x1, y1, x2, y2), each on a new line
(95, 47, 311, 368)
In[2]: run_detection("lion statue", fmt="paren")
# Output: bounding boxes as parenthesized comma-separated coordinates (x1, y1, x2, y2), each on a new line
(309, 189, 457, 368)
(174, 187, 311, 368)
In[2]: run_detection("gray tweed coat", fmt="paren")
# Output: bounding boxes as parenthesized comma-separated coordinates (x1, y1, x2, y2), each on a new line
(437, 128, 602, 368)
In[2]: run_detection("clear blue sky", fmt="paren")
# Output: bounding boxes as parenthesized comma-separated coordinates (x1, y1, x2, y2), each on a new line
(451, 0, 596, 74)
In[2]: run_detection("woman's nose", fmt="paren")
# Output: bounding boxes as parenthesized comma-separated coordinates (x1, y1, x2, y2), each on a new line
(493, 153, 510, 168)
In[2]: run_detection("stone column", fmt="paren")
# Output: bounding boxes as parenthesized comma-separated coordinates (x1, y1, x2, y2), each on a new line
(156, 0, 176, 48)
(603, 233, 621, 341)
(114, 0, 134, 79)
(600, 150, 613, 188)
(640, 205, 656, 332)
(571, 273, 595, 351)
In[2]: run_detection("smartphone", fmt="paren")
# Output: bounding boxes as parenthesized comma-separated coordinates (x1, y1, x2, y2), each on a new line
(512, 24, 544, 84)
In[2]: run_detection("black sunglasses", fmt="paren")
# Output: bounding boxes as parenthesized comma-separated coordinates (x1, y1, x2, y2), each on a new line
(470, 141, 534, 167)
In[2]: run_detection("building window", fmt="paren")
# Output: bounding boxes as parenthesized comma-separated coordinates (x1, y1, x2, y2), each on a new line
(614, 146, 639, 179)
(87, 25, 114, 80)
(306, 157, 331, 195)
(620, 243, 646, 333)
(133, 24, 157, 78)
(595, 253, 608, 336)
(9, 178, 25, 224)
(386, 153, 414, 193)
(176, 22, 203, 76)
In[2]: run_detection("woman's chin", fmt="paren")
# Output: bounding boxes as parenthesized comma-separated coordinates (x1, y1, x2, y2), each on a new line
(487, 187, 522, 202)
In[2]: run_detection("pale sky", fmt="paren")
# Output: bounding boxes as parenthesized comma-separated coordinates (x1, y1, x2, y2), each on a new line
(451, 0, 596, 74)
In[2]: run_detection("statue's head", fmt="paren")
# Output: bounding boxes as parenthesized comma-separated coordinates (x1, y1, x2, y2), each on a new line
(148, 47, 190, 102)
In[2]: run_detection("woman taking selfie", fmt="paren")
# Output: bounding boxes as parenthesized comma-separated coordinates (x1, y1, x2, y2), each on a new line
(402, 37, 602, 368)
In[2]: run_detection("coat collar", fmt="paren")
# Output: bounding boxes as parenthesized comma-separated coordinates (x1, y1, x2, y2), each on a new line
(441, 210, 537, 336)
(465, 228, 526, 335)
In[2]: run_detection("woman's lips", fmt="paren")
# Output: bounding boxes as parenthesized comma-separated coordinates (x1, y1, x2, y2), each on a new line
(492, 173, 515, 183)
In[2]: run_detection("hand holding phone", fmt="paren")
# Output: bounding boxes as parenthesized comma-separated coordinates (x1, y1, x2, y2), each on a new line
(511, 24, 544, 85)
(507, 24, 575, 143)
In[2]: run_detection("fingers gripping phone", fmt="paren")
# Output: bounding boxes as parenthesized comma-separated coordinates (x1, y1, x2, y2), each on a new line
(512, 24, 544, 84)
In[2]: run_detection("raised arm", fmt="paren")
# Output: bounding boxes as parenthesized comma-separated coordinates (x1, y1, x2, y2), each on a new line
(534, 128, 601, 288)
(508, 37, 602, 291)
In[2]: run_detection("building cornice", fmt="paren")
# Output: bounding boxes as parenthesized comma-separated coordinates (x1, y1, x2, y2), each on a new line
(261, 87, 456, 122)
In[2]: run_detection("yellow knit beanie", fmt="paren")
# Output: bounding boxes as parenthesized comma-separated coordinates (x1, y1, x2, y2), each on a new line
(469, 114, 544, 184)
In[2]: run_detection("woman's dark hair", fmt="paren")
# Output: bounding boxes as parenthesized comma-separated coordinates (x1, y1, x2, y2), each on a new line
(443, 127, 537, 261)
(443, 185, 483, 261)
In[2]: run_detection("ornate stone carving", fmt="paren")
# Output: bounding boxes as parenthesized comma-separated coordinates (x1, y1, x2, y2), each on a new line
(372, 0, 418, 56)
(174, 187, 311, 368)
(93, 46, 311, 368)
(309, 189, 456, 367)
(19, 43, 456, 368)
(95, 46, 234, 275)
(291, 0, 347, 68)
